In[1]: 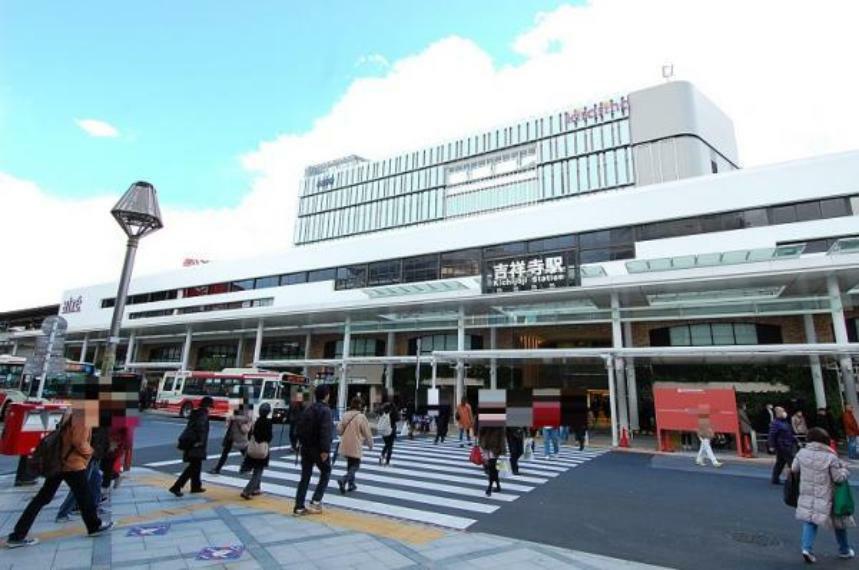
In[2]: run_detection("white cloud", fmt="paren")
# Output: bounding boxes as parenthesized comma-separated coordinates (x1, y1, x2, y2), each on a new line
(355, 53, 390, 68)
(75, 118, 119, 138)
(2, 0, 859, 311)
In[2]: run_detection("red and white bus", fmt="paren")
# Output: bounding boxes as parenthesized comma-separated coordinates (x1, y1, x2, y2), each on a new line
(155, 368, 307, 422)
(0, 355, 26, 420)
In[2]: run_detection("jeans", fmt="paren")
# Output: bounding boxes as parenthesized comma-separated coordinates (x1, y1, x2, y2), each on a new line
(57, 460, 102, 519)
(10, 469, 102, 539)
(172, 458, 203, 492)
(213, 441, 233, 473)
(543, 427, 559, 457)
(771, 449, 794, 484)
(294, 449, 331, 509)
(459, 428, 471, 444)
(696, 438, 719, 465)
(243, 465, 264, 495)
(381, 434, 395, 463)
(559, 426, 570, 442)
(340, 457, 361, 488)
(802, 521, 851, 555)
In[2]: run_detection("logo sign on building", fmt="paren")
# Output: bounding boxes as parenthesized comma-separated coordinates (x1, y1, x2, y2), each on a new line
(61, 296, 83, 314)
(564, 96, 629, 127)
(483, 254, 571, 294)
(316, 175, 335, 188)
(196, 545, 245, 561)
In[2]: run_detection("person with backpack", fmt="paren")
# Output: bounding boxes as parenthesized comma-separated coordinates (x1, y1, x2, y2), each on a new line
(336, 396, 374, 494)
(293, 384, 334, 516)
(210, 405, 252, 475)
(240, 403, 273, 500)
(434, 405, 450, 445)
(377, 402, 397, 465)
(6, 404, 113, 548)
(169, 396, 213, 497)
(790, 427, 855, 563)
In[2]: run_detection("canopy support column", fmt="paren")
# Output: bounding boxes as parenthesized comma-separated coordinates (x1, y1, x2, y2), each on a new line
(611, 293, 629, 437)
(623, 321, 640, 432)
(180, 328, 192, 371)
(489, 327, 498, 390)
(338, 317, 351, 417)
(79, 334, 89, 363)
(828, 275, 858, 414)
(803, 314, 827, 409)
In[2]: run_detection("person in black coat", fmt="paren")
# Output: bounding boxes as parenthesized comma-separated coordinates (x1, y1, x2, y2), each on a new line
(293, 384, 334, 515)
(434, 406, 450, 444)
(505, 427, 524, 475)
(169, 396, 213, 497)
(241, 404, 273, 499)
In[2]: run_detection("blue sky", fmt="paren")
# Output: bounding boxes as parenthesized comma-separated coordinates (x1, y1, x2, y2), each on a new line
(0, 0, 568, 208)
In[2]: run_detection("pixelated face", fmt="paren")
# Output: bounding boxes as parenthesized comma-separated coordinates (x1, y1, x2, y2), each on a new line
(98, 373, 141, 429)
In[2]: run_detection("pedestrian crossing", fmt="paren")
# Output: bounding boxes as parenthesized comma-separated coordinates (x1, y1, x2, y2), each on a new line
(146, 437, 606, 530)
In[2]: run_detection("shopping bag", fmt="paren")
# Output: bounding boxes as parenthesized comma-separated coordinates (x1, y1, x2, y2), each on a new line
(497, 458, 511, 479)
(783, 470, 800, 508)
(523, 438, 534, 461)
(469, 446, 484, 466)
(399, 421, 409, 437)
(833, 480, 855, 517)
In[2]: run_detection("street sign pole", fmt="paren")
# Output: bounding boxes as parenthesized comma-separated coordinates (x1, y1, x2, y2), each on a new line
(35, 318, 59, 400)
(414, 338, 421, 408)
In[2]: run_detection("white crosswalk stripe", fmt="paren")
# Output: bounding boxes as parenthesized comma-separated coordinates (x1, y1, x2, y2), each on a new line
(149, 437, 606, 530)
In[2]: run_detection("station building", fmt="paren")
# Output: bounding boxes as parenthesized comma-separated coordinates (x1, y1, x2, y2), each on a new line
(55, 81, 859, 443)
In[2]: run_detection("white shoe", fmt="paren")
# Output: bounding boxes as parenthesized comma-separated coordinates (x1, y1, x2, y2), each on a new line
(802, 549, 816, 563)
(838, 548, 855, 559)
(695, 459, 705, 466)
(712, 461, 723, 468)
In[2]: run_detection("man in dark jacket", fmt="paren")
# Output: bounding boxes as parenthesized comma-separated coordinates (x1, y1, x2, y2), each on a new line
(169, 396, 213, 497)
(767, 405, 797, 485)
(293, 385, 333, 515)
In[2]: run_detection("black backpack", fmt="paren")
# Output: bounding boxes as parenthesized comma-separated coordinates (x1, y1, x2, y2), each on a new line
(30, 418, 73, 479)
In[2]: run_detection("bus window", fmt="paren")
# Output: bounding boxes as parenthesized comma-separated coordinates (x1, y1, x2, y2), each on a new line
(163, 376, 176, 392)
(183, 377, 205, 395)
(261, 380, 277, 400)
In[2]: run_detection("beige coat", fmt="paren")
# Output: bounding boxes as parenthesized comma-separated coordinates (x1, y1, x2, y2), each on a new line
(791, 442, 856, 529)
(337, 410, 374, 459)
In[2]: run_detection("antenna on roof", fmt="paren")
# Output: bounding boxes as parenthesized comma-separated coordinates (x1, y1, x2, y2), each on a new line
(662, 64, 675, 82)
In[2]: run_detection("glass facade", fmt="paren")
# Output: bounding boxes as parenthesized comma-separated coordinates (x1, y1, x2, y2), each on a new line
(650, 323, 783, 346)
(295, 96, 632, 244)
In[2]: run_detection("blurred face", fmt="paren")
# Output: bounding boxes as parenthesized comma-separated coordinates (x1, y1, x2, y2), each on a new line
(775, 406, 787, 419)
(71, 398, 100, 428)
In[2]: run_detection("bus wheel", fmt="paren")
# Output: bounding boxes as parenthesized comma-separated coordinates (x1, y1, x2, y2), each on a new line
(180, 402, 192, 418)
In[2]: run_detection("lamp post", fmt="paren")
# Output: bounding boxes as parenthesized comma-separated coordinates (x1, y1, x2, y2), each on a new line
(99, 181, 163, 380)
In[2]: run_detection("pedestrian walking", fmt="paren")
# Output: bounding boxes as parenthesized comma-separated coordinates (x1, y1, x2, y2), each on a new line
(842, 406, 859, 459)
(434, 405, 450, 445)
(287, 400, 304, 452)
(6, 405, 113, 548)
(55, 425, 109, 522)
(336, 396, 374, 494)
(695, 409, 723, 468)
(241, 403, 273, 500)
(792, 410, 809, 443)
(405, 400, 416, 440)
(791, 427, 856, 563)
(542, 425, 559, 459)
(769, 405, 798, 485)
(293, 384, 334, 516)
(378, 402, 398, 464)
(572, 416, 587, 452)
(210, 405, 252, 475)
(738, 402, 754, 455)
(505, 426, 524, 475)
(479, 426, 506, 496)
(456, 397, 474, 447)
(169, 396, 213, 497)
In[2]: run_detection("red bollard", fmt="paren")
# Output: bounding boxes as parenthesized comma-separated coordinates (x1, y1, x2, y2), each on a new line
(741, 434, 753, 458)
(620, 427, 630, 448)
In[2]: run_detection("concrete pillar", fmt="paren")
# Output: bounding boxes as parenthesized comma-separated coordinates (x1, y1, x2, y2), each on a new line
(303, 332, 312, 379)
(385, 331, 395, 392)
(339, 317, 351, 417)
(455, 307, 465, 407)
(79, 335, 89, 363)
(623, 321, 640, 431)
(827, 275, 859, 413)
(252, 320, 264, 366)
(605, 356, 619, 447)
(803, 314, 827, 409)
(92, 344, 100, 367)
(489, 327, 498, 390)
(610, 293, 629, 435)
(180, 328, 193, 371)
(124, 331, 136, 368)
(235, 336, 245, 368)
(11, 341, 18, 356)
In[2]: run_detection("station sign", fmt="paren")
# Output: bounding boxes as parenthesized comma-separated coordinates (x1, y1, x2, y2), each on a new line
(482, 253, 573, 294)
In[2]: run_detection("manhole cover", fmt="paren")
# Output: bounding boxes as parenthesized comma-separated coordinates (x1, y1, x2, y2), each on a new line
(728, 530, 781, 547)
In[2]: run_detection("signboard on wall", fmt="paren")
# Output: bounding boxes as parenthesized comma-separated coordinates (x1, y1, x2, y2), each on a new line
(482, 253, 572, 294)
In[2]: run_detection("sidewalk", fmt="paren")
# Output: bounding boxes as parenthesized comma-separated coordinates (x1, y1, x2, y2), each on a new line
(0, 468, 668, 569)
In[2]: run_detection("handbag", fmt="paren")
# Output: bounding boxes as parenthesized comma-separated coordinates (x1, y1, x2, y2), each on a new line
(469, 446, 484, 466)
(497, 458, 511, 479)
(246, 421, 270, 460)
(833, 480, 855, 517)
(523, 438, 534, 460)
(783, 470, 800, 508)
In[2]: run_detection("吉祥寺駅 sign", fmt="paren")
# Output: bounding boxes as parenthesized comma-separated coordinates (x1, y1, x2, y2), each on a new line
(483, 254, 572, 294)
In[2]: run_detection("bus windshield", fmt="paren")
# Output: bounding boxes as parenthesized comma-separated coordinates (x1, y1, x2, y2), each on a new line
(0, 362, 24, 391)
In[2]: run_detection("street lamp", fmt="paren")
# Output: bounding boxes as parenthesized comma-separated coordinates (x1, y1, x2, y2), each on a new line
(99, 181, 163, 379)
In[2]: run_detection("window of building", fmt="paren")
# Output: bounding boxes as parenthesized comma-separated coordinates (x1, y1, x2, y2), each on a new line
(820, 197, 850, 218)
(528, 234, 576, 253)
(367, 260, 402, 286)
(149, 290, 178, 302)
(324, 338, 385, 358)
(335, 265, 368, 290)
(231, 279, 255, 292)
(711, 160, 718, 174)
(307, 268, 336, 282)
(127, 293, 150, 305)
(254, 275, 280, 289)
(402, 254, 439, 282)
(101, 298, 116, 308)
(281, 272, 307, 285)
(148, 344, 182, 362)
(260, 339, 302, 360)
(651, 323, 782, 347)
(483, 241, 527, 260)
(769, 204, 797, 224)
(196, 344, 238, 372)
(407, 333, 483, 354)
(440, 248, 481, 278)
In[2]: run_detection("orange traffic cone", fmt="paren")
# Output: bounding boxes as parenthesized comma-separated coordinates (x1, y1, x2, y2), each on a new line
(619, 427, 630, 448)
